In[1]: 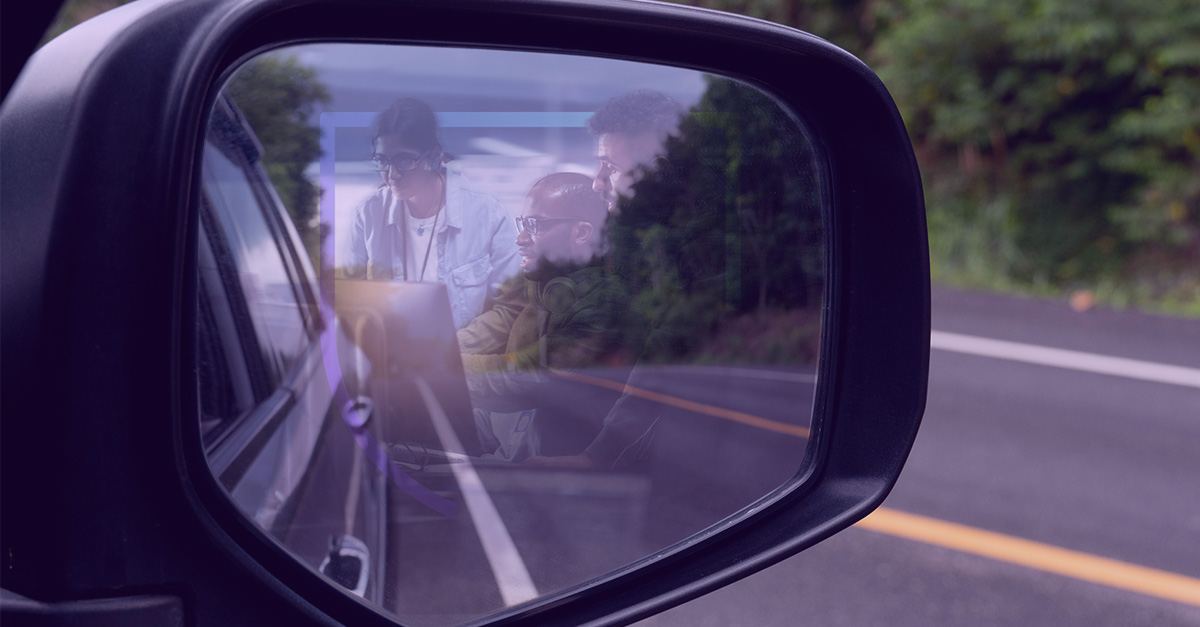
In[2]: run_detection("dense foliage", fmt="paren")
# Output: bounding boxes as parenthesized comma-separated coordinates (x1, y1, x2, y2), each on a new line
(47, 0, 1198, 318)
(677, 0, 1200, 314)
(616, 78, 824, 362)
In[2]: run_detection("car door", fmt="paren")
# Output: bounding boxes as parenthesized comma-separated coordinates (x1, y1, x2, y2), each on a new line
(198, 97, 387, 603)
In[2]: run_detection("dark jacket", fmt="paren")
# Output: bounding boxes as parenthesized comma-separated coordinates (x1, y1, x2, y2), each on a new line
(462, 263, 635, 456)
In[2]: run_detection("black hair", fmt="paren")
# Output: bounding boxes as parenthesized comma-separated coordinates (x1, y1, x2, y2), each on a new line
(586, 89, 685, 138)
(371, 98, 441, 151)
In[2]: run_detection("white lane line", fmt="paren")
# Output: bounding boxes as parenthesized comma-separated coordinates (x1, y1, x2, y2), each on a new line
(413, 378, 539, 606)
(931, 330, 1200, 389)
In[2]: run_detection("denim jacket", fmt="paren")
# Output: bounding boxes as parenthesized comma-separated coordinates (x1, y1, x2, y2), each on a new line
(342, 171, 521, 328)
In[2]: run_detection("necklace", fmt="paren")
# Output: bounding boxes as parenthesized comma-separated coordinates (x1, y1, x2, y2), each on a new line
(400, 173, 446, 282)
(413, 214, 436, 236)
(416, 209, 438, 281)
(400, 207, 439, 282)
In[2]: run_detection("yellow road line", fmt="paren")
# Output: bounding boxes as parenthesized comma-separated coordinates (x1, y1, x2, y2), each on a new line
(557, 368, 1200, 607)
(550, 369, 810, 438)
(857, 507, 1200, 608)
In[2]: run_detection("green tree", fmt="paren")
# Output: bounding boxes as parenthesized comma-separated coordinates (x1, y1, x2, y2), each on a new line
(668, 0, 882, 58)
(874, 0, 1200, 309)
(615, 77, 824, 362)
(677, 0, 1200, 314)
(225, 55, 331, 263)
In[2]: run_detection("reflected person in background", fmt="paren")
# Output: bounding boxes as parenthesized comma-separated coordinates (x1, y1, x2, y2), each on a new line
(525, 89, 685, 469)
(457, 90, 684, 355)
(463, 173, 632, 461)
(341, 98, 521, 329)
(590, 89, 685, 213)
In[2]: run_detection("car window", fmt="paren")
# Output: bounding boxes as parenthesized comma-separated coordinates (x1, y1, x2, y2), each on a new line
(200, 43, 826, 624)
(198, 114, 391, 605)
(202, 140, 311, 381)
(197, 217, 262, 444)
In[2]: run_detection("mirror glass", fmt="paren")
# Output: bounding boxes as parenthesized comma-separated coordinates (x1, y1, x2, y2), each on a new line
(198, 42, 824, 624)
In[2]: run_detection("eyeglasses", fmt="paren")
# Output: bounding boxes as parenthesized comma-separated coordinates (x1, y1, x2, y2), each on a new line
(514, 216, 584, 235)
(371, 149, 437, 172)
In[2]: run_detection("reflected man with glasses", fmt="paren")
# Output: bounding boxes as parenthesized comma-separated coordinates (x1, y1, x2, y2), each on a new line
(522, 90, 685, 470)
(341, 98, 520, 329)
(463, 173, 633, 461)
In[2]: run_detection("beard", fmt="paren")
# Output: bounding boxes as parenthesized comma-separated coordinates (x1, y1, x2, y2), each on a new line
(522, 253, 601, 283)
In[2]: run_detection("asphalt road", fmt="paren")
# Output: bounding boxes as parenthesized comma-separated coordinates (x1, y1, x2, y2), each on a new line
(381, 364, 817, 625)
(373, 285, 1199, 626)
(636, 286, 1200, 626)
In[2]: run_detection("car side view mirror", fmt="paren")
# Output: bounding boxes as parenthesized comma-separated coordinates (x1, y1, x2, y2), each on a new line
(0, 1, 928, 625)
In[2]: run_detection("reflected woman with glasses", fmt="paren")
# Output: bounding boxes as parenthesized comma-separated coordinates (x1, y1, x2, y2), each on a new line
(341, 98, 520, 329)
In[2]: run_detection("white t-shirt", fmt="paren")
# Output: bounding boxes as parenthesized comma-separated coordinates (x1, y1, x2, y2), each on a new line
(403, 207, 440, 283)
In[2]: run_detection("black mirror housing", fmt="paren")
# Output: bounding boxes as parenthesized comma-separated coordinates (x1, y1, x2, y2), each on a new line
(0, 1, 928, 625)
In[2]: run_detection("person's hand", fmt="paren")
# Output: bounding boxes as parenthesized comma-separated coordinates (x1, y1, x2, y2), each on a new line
(523, 452, 598, 469)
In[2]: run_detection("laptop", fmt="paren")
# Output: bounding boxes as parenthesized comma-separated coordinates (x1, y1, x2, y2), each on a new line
(331, 279, 486, 457)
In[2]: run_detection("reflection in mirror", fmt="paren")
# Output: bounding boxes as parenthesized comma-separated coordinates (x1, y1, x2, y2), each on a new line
(199, 43, 824, 625)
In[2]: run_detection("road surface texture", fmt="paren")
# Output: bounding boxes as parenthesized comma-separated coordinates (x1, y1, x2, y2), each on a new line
(636, 286, 1200, 626)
